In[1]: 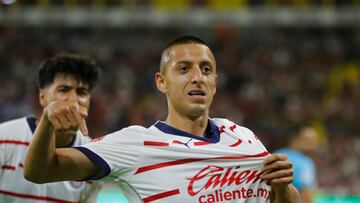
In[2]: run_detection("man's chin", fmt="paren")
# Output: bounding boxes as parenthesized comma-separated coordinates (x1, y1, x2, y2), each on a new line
(187, 105, 208, 118)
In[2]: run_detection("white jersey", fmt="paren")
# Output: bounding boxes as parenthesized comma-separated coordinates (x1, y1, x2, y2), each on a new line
(0, 116, 100, 203)
(77, 118, 271, 203)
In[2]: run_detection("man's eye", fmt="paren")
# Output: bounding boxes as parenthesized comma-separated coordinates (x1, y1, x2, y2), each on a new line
(77, 90, 89, 96)
(58, 88, 68, 92)
(201, 66, 211, 74)
(179, 66, 188, 72)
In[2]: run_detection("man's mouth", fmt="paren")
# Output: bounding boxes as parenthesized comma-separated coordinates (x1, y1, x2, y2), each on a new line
(188, 90, 206, 96)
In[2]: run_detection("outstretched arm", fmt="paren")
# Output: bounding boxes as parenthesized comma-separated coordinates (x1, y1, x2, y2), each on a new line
(262, 154, 300, 203)
(24, 101, 100, 183)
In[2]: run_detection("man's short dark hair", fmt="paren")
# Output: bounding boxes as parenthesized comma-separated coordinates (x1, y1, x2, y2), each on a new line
(165, 35, 208, 50)
(37, 53, 101, 90)
(160, 36, 210, 73)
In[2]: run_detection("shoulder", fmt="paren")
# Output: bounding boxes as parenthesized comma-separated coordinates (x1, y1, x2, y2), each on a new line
(91, 125, 149, 144)
(0, 117, 26, 129)
(111, 125, 149, 136)
(211, 118, 255, 136)
(0, 117, 29, 137)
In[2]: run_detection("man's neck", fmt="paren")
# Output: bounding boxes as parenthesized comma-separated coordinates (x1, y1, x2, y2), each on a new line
(165, 111, 208, 137)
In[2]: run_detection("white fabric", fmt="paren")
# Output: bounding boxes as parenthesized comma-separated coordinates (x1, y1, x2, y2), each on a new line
(0, 117, 100, 203)
(82, 118, 272, 203)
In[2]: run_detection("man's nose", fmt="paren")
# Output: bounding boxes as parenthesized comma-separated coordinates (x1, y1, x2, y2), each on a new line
(65, 89, 78, 101)
(191, 66, 204, 84)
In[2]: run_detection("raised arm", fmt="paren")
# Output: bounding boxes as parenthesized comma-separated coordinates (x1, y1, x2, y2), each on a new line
(262, 154, 300, 203)
(24, 101, 100, 183)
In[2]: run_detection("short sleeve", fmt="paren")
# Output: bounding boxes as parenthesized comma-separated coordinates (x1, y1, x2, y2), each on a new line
(75, 127, 144, 180)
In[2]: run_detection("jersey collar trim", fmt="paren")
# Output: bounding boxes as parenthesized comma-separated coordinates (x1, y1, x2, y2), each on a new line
(74, 146, 111, 180)
(26, 116, 37, 134)
(154, 119, 220, 143)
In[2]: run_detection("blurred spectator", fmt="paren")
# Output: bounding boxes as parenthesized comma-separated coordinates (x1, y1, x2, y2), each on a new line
(275, 126, 319, 203)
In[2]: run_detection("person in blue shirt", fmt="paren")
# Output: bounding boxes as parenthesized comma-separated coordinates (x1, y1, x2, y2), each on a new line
(275, 126, 318, 203)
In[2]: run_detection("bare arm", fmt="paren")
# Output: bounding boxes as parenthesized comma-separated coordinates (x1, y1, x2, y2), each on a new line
(24, 101, 100, 183)
(262, 154, 300, 203)
(300, 188, 314, 203)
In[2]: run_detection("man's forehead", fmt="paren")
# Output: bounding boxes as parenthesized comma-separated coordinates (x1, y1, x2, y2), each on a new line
(168, 43, 215, 62)
(52, 73, 89, 88)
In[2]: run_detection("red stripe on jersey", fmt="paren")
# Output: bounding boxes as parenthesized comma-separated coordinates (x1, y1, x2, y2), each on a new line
(193, 141, 211, 146)
(0, 189, 79, 203)
(0, 140, 30, 146)
(144, 141, 169, 146)
(143, 189, 180, 203)
(135, 151, 270, 174)
(1, 165, 16, 170)
(229, 139, 242, 147)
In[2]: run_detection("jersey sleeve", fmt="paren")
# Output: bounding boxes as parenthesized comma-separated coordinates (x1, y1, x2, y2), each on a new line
(74, 126, 144, 180)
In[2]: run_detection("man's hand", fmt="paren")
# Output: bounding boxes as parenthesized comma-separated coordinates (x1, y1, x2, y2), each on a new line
(261, 154, 293, 188)
(262, 154, 299, 203)
(44, 100, 88, 136)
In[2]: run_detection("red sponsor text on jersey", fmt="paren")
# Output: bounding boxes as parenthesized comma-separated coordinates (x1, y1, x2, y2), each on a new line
(187, 165, 268, 196)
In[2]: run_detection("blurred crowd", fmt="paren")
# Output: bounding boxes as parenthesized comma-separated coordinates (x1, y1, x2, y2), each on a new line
(0, 25, 359, 195)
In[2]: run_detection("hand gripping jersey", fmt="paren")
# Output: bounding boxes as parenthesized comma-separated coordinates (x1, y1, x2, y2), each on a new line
(77, 118, 272, 203)
(274, 148, 316, 190)
(0, 116, 100, 203)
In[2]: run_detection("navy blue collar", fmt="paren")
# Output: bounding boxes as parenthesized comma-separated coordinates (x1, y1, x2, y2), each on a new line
(154, 119, 220, 143)
(26, 116, 37, 134)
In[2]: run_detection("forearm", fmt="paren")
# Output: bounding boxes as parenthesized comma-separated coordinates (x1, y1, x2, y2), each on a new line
(272, 184, 300, 203)
(24, 114, 58, 183)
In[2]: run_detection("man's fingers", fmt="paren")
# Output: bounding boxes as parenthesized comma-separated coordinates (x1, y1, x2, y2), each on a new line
(64, 107, 78, 128)
(262, 168, 293, 179)
(71, 105, 88, 136)
(270, 177, 293, 185)
(262, 160, 292, 173)
(49, 117, 62, 130)
(78, 119, 88, 136)
(46, 101, 89, 135)
(57, 113, 71, 129)
(263, 154, 287, 166)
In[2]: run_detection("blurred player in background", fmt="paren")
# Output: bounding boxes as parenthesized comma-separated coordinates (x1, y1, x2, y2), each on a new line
(275, 126, 318, 203)
(24, 36, 299, 203)
(0, 53, 102, 202)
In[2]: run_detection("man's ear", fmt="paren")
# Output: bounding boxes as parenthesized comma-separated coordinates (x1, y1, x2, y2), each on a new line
(155, 72, 167, 93)
(39, 89, 46, 107)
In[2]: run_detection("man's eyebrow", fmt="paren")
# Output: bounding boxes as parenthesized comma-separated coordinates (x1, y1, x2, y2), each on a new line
(175, 60, 213, 65)
(56, 84, 72, 89)
(77, 86, 90, 91)
(200, 61, 213, 66)
(175, 60, 192, 65)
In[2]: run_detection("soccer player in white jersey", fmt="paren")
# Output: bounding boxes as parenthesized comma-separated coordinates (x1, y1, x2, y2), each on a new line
(24, 36, 300, 203)
(0, 53, 101, 203)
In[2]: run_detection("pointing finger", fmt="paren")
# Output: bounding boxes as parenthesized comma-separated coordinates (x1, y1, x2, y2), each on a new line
(78, 118, 88, 136)
(70, 104, 88, 136)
